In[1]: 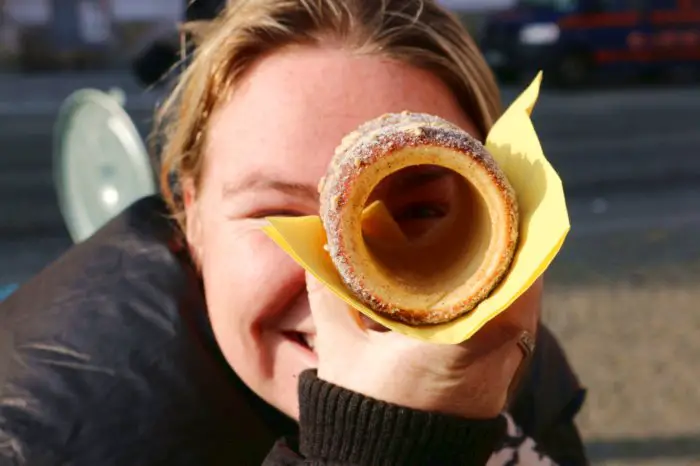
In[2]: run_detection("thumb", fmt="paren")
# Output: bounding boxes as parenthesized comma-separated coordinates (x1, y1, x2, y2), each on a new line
(305, 272, 365, 337)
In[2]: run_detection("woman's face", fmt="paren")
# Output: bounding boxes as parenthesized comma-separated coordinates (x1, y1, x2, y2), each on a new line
(184, 45, 481, 419)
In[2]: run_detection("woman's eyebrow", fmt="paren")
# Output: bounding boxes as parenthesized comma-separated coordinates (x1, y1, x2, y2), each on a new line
(220, 168, 448, 202)
(395, 167, 453, 190)
(222, 176, 318, 201)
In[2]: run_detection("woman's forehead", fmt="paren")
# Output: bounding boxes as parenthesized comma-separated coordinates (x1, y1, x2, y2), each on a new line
(205, 46, 476, 188)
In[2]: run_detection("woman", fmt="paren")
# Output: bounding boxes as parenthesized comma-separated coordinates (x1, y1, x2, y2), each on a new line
(156, 0, 585, 463)
(0, 0, 587, 464)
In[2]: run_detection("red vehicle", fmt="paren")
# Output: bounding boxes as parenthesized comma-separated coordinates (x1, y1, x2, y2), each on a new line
(480, 0, 700, 86)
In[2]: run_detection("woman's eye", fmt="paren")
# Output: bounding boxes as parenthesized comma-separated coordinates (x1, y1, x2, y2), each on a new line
(249, 209, 305, 219)
(394, 203, 447, 220)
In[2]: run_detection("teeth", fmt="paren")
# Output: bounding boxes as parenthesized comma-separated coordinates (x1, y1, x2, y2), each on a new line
(302, 334, 316, 351)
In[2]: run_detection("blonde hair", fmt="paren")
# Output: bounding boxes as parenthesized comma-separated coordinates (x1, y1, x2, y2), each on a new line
(155, 0, 502, 229)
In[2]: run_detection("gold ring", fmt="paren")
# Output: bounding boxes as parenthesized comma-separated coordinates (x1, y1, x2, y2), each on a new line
(506, 330, 537, 406)
(517, 330, 536, 360)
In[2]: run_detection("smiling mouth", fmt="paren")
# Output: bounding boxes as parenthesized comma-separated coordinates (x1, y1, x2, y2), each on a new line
(285, 332, 316, 352)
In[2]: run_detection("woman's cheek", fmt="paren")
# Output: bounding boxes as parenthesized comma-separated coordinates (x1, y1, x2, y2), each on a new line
(210, 224, 302, 287)
(247, 228, 304, 281)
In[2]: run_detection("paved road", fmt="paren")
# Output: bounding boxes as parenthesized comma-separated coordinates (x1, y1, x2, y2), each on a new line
(547, 186, 700, 465)
(1, 72, 699, 237)
(0, 73, 699, 465)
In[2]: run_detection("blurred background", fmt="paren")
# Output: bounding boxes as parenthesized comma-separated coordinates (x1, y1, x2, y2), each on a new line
(0, 0, 699, 464)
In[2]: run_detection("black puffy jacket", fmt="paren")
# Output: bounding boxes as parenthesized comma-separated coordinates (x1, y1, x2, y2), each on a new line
(0, 196, 587, 465)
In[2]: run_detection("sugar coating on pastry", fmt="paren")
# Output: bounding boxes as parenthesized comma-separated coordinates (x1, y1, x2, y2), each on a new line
(320, 112, 519, 326)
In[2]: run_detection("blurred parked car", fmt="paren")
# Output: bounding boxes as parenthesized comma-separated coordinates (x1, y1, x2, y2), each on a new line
(0, 284, 17, 302)
(480, 0, 700, 87)
(2, 0, 185, 72)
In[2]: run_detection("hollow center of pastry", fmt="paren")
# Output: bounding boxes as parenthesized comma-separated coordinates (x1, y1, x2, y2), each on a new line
(360, 164, 491, 288)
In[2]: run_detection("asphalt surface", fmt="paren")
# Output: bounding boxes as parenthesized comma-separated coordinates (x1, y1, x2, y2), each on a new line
(547, 187, 700, 466)
(0, 72, 699, 465)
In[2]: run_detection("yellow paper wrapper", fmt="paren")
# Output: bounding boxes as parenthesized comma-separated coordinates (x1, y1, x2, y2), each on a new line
(262, 72, 570, 344)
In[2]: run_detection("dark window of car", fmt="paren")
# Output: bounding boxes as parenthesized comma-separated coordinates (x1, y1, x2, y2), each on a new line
(650, 0, 679, 9)
(600, 0, 648, 11)
(518, 0, 579, 12)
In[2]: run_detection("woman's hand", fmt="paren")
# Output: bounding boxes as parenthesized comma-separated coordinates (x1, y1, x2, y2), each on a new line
(307, 273, 542, 420)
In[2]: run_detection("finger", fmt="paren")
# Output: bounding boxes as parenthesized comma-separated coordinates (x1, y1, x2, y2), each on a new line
(305, 272, 365, 337)
(458, 279, 544, 381)
(492, 277, 543, 336)
(456, 279, 544, 358)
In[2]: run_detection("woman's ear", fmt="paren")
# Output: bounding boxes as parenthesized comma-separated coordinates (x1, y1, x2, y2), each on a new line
(182, 177, 204, 264)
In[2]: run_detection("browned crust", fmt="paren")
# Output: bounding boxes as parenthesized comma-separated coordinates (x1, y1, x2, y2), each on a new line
(320, 112, 519, 326)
